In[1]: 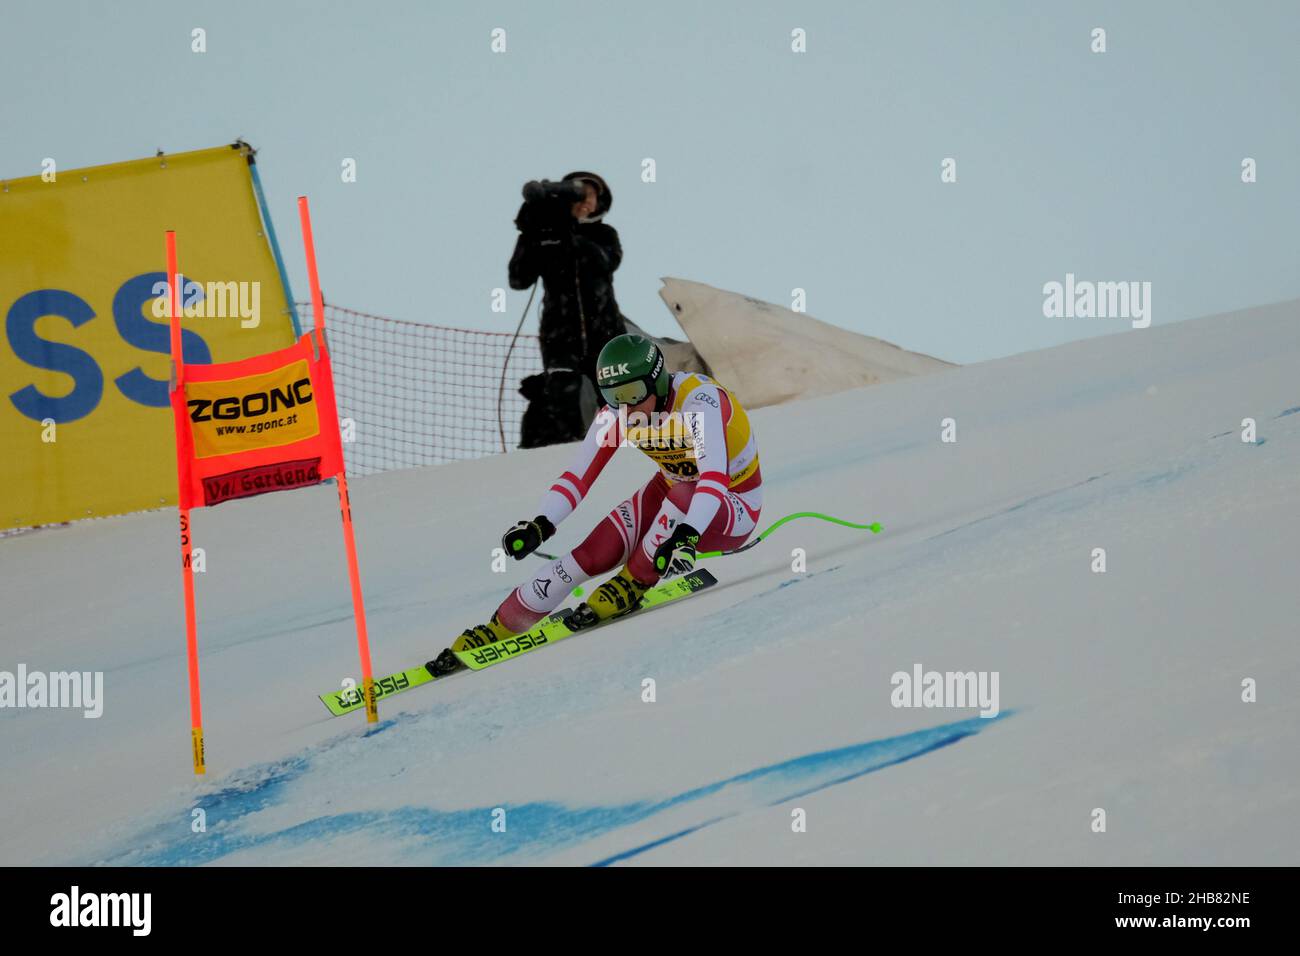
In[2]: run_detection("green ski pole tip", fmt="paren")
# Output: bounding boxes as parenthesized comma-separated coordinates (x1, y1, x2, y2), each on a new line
(870, 523, 882, 533)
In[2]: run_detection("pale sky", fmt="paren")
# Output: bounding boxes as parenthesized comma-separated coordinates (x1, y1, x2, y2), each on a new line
(3, 0, 1297, 364)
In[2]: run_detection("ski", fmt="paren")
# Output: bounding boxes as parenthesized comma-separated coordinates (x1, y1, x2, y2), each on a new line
(318, 664, 440, 717)
(454, 568, 717, 671)
(317, 568, 718, 716)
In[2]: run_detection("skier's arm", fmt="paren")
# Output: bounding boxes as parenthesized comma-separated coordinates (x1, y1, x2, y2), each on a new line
(681, 386, 732, 532)
(536, 405, 623, 527)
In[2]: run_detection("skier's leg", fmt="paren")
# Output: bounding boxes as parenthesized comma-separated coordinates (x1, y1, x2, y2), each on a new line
(697, 482, 763, 555)
(443, 548, 601, 668)
(554, 474, 682, 627)
(492, 473, 668, 633)
(433, 481, 659, 675)
(488, 552, 586, 634)
(626, 477, 763, 581)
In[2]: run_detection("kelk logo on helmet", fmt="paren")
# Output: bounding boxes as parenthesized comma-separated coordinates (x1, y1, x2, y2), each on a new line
(598, 362, 631, 382)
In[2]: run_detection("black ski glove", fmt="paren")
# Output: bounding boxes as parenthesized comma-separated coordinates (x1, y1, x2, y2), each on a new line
(502, 515, 556, 560)
(653, 522, 700, 578)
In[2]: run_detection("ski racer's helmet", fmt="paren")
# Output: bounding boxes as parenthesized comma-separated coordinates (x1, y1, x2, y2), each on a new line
(595, 333, 670, 408)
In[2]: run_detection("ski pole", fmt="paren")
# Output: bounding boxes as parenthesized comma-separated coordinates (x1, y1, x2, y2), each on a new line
(533, 511, 881, 563)
(698, 511, 881, 558)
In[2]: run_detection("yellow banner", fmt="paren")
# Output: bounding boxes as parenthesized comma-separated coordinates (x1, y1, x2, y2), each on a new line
(186, 359, 320, 459)
(0, 144, 297, 528)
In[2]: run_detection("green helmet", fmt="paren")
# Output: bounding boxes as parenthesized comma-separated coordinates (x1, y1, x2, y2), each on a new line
(595, 333, 670, 408)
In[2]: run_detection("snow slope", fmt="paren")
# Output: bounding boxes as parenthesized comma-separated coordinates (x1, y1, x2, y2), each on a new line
(1, 300, 1298, 866)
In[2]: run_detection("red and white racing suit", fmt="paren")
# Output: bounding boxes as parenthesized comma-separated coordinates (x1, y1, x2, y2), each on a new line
(494, 370, 762, 632)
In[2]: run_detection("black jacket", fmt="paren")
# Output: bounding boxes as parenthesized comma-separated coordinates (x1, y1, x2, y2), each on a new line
(508, 218, 628, 383)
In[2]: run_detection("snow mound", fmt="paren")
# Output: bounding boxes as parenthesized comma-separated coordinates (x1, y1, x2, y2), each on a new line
(658, 276, 955, 408)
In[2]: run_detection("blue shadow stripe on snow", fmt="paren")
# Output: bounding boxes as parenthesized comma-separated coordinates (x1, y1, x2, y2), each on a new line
(590, 713, 1005, 865)
(99, 713, 1008, 866)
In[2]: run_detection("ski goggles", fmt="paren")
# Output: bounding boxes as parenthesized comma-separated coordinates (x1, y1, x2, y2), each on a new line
(599, 378, 652, 407)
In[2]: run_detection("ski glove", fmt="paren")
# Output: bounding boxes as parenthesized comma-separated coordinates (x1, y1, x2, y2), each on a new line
(653, 522, 700, 578)
(502, 515, 556, 560)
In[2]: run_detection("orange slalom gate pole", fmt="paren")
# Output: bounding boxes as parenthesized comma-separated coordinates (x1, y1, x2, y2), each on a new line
(297, 196, 378, 723)
(167, 231, 206, 773)
(334, 471, 376, 723)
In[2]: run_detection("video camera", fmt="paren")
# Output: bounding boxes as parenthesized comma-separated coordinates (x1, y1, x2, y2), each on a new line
(516, 178, 588, 236)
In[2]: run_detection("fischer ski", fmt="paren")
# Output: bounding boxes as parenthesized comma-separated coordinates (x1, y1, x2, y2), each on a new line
(317, 568, 718, 716)
(319, 665, 439, 717)
(455, 568, 717, 672)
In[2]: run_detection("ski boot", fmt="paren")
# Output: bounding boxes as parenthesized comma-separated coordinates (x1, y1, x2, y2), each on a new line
(427, 612, 515, 677)
(568, 564, 655, 631)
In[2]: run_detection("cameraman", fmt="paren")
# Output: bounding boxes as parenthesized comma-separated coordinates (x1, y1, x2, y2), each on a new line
(509, 172, 629, 412)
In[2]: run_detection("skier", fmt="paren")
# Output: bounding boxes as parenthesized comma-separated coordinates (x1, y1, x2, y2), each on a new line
(429, 332, 762, 676)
